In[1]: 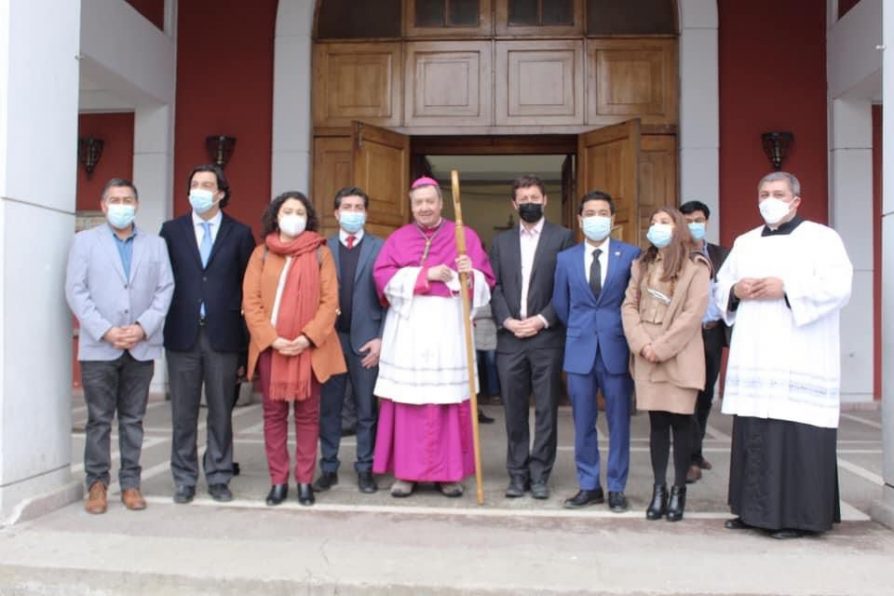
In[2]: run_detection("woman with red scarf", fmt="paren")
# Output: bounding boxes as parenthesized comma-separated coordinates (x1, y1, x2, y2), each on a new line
(243, 191, 346, 506)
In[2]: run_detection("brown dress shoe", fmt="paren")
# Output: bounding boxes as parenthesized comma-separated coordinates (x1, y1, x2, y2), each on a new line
(686, 464, 702, 484)
(121, 488, 147, 511)
(85, 481, 108, 514)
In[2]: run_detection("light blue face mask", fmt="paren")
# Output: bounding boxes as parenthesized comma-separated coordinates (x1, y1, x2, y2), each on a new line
(189, 189, 217, 215)
(687, 222, 706, 241)
(582, 215, 612, 242)
(106, 204, 136, 230)
(339, 210, 366, 234)
(647, 223, 674, 248)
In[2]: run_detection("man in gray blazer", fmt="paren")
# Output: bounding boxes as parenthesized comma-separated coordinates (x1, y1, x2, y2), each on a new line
(65, 178, 174, 514)
(490, 175, 575, 499)
(314, 187, 385, 494)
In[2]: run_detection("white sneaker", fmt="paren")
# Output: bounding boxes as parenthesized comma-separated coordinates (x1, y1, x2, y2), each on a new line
(390, 479, 415, 498)
(438, 482, 464, 498)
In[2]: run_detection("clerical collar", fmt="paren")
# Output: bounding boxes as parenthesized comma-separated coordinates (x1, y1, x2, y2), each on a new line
(761, 215, 804, 237)
(416, 218, 443, 236)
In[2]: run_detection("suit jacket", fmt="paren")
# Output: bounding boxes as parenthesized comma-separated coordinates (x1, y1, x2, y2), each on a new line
(65, 224, 174, 361)
(159, 212, 255, 353)
(328, 233, 386, 354)
(553, 239, 641, 376)
(706, 242, 730, 279)
(242, 243, 347, 383)
(489, 221, 575, 352)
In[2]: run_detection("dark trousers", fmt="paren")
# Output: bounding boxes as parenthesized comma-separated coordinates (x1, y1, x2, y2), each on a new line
(566, 350, 632, 492)
(167, 327, 238, 487)
(258, 350, 320, 484)
(497, 345, 563, 485)
(320, 331, 379, 474)
(476, 349, 500, 397)
(80, 353, 154, 490)
(692, 325, 725, 464)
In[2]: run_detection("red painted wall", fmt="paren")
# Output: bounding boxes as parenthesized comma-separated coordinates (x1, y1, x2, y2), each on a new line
(872, 104, 882, 400)
(76, 113, 135, 211)
(717, 0, 828, 246)
(173, 0, 277, 239)
(838, 0, 862, 19)
(126, 0, 165, 31)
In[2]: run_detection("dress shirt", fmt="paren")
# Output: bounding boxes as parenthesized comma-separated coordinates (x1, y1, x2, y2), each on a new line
(192, 209, 222, 250)
(339, 227, 365, 248)
(519, 218, 544, 319)
(111, 224, 137, 280)
(584, 237, 610, 287)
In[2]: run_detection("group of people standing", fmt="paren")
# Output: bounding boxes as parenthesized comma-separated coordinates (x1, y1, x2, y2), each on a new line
(67, 165, 852, 540)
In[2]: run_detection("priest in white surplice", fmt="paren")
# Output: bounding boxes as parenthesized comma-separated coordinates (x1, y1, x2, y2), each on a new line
(715, 171, 852, 539)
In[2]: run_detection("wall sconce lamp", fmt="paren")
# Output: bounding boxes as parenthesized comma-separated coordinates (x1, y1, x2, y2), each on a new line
(78, 136, 104, 178)
(761, 131, 794, 171)
(206, 135, 237, 169)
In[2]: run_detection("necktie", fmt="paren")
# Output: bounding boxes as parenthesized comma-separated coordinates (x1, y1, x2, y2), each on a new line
(347, 234, 356, 250)
(199, 222, 212, 318)
(200, 222, 213, 267)
(589, 248, 602, 297)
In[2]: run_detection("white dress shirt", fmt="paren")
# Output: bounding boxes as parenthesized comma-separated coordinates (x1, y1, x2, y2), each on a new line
(518, 218, 544, 319)
(584, 237, 610, 287)
(192, 209, 222, 249)
(339, 228, 365, 248)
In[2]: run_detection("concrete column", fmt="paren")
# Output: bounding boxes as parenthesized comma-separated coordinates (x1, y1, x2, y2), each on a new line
(133, 104, 174, 392)
(271, 0, 315, 195)
(0, 0, 83, 524)
(871, 0, 894, 529)
(829, 99, 875, 404)
(678, 0, 720, 243)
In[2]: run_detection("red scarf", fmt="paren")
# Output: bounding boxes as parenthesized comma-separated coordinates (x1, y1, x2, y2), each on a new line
(265, 231, 325, 401)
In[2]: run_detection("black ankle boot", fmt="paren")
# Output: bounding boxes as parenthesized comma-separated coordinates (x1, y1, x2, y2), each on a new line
(265, 483, 288, 506)
(298, 483, 315, 506)
(646, 483, 668, 520)
(666, 485, 686, 522)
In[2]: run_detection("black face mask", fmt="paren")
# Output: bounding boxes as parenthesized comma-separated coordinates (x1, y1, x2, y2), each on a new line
(517, 202, 543, 223)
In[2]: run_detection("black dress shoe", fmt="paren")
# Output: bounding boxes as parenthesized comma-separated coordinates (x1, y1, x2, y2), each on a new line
(666, 485, 686, 521)
(770, 528, 808, 540)
(477, 408, 495, 424)
(298, 483, 315, 506)
(724, 517, 752, 530)
(313, 471, 338, 492)
(563, 488, 605, 509)
(358, 471, 378, 494)
(608, 491, 629, 513)
(208, 483, 233, 502)
(530, 481, 550, 500)
(645, 484, 667, 520)
(173, 485, 195, 504)
(341, 427, 356, 437)
(265, 484, 288, 506)
(504, 478, 529, 498)
(232, 462, 241, 477)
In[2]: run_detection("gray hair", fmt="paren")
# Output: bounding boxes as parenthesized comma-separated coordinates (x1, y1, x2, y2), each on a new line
(101, 178, 139, 201)
(758, 171, 800, 197)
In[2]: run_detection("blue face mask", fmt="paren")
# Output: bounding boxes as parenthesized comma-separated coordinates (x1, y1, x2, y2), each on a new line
(582, 215, 612, 242)
(647, 223, 674, 248)
(339, 210, 366, 234)
(687, 222, 706, 241)
(189, 189, 217, 215)
(106, 204, 135, 230)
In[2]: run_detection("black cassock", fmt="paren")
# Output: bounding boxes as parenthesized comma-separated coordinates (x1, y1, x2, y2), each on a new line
(728, 415, 840, 532)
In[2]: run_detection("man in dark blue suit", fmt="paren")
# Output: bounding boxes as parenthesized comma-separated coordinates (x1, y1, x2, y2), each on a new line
(314, 187, 385, 494)
(160, 164, 256, 504)
(553, 191, 639, 512)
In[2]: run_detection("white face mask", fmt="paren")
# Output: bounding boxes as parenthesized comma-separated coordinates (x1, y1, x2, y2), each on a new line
(279, 214, 307, 237)
(759, 197, 792, 225)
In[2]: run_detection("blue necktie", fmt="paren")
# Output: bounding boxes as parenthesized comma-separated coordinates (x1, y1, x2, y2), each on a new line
(199, 222, 212, 317)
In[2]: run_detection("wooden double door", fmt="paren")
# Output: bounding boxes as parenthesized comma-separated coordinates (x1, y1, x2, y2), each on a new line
(312, 119, 676, 246)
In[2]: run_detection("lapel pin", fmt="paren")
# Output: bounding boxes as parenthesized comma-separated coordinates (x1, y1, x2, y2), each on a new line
(614, 251, 621, 257)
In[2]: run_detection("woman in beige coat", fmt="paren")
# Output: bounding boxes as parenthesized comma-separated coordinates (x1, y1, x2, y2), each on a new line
(622, 206, 710, 522)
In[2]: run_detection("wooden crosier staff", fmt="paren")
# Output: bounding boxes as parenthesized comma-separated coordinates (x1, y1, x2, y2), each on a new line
(451, 169, 485, 505)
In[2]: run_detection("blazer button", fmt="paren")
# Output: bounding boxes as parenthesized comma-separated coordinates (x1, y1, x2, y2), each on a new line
(203, 276, 207, 282)
(124, 284, 128, 289)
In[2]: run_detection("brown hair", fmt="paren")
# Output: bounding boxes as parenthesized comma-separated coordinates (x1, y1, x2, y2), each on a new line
(639, 206, 695, 282)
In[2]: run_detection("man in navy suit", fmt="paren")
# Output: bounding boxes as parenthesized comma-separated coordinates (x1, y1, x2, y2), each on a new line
(553, 191, 639, 512)
(160, 164, 256, 504)
(314, 187, 385, 494)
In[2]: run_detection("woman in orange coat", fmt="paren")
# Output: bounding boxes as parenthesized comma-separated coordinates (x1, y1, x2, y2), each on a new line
(622, 206, 710, 522)
(243, 191, 346, 506)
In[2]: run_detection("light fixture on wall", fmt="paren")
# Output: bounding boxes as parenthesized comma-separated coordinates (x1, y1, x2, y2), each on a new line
(761, 131, 794, 171)
(78, 136, 104, 178)
(206, 135, 237, 169)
